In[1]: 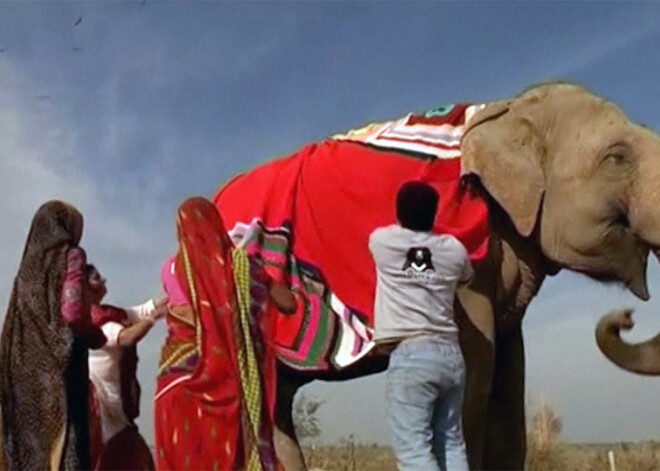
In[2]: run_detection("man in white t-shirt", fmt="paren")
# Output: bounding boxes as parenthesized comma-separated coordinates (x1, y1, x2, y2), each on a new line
(369, 181, 473, 471)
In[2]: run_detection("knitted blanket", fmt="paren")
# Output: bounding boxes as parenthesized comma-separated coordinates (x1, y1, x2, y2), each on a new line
(214, 104, 489, 370)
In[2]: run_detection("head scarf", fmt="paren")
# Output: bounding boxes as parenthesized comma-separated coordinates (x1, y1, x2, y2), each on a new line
(0, 200, 90, 470)
(174, 197, 244, 466)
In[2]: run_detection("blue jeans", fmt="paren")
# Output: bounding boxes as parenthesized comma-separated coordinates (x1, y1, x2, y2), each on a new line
(385, 336, 469, 471)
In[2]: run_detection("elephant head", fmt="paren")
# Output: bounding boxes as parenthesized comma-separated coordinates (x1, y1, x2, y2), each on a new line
(461, 83, 660, 301)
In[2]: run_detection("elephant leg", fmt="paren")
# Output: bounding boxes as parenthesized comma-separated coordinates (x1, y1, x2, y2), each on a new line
(274, 371, 307, 471)
(456, 287, 495, 471)
(482, 323, 526, 470)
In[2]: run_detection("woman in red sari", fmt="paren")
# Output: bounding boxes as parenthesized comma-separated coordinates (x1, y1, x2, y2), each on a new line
(154, 197, 295, 471)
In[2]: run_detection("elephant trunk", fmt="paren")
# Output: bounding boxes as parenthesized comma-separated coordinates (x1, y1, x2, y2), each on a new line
(594, 120, 660, 374)
(596, 308, 660, 375)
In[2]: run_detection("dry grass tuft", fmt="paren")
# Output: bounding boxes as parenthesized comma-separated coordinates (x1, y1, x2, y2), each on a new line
(527, 399, 563, 469)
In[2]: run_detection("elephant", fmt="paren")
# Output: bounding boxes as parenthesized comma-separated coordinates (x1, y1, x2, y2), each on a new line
(216, 82, 660, 470)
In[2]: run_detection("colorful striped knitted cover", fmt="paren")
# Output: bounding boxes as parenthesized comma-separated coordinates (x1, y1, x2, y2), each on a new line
(215, 104, 490, 370)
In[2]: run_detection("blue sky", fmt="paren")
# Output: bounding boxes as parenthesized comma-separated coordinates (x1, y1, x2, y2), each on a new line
(2, 2, 660, 446)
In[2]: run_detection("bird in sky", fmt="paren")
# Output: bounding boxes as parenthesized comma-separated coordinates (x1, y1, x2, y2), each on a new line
(74, 16, 82, 26)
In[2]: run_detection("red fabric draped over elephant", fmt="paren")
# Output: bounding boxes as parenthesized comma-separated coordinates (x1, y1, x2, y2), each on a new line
(213, 104, 490, 370)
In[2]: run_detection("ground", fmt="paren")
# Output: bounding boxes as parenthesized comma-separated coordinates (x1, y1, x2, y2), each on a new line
(303, 441, 660, 470)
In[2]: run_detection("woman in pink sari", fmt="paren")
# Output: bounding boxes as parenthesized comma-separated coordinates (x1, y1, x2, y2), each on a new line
(154, 197, 295, 471)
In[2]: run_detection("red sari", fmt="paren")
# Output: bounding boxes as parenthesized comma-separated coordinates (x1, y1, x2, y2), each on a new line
(154, 197, 278, 471)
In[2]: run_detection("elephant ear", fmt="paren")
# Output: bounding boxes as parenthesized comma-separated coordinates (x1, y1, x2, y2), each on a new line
(461, 99, 546, 237)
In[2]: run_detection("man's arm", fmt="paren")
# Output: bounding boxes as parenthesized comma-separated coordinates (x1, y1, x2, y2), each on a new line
(368, 227, 388, 261)
(458, 246, 474, 286)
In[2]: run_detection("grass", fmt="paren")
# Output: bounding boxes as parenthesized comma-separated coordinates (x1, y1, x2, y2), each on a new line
(301, 402, 660, 470)
(304, 442, 395, 471)
(526, 400, 660, 470)
(303, 442, 660, 471)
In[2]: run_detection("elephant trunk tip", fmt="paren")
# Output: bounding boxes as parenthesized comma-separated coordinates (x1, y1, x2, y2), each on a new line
(596, 309, 660, 376)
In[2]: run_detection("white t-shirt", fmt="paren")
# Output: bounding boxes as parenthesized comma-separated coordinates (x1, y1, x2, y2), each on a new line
(88, 300, 155, 442)
(369, 224, 473, 344)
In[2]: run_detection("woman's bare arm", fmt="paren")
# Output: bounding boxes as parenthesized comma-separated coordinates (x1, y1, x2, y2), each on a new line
(117, 318, 156, 348)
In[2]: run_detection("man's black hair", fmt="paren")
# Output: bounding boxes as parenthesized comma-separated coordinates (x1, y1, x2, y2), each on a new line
(396, 181, 439, 231)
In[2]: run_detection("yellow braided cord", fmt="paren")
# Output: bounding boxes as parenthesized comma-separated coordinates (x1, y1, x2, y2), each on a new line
(233, 248, 263, 471)
(157, 343, 197, 376)
(179, 240, 203, 351)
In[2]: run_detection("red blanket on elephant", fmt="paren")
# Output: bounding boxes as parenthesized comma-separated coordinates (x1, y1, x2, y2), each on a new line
(214, 104, 489, 370)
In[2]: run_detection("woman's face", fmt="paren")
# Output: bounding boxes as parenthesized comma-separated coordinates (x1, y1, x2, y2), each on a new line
(87, 267, 107, 303)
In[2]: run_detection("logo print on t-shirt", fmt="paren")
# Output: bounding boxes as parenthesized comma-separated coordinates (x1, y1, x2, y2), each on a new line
(403, 247, 435, 272)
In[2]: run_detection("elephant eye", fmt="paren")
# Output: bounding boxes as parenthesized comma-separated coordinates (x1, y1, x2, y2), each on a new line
(601, 143, 633, 172)
(606, 153, 626, 165)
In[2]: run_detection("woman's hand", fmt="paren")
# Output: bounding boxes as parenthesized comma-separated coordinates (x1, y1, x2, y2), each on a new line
(269, 281, 297, 314)
(154, 293, 168, 308)
(151, 303, 168, 321)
